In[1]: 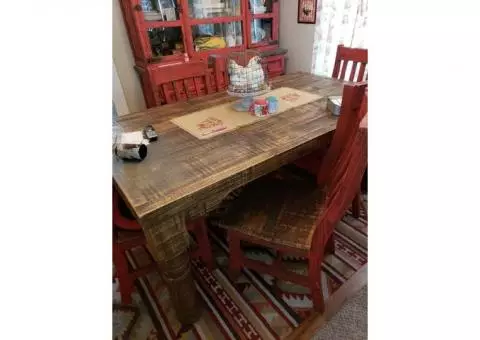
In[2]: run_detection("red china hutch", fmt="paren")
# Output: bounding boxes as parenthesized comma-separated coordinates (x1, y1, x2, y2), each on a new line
(119, 0, 287, 107)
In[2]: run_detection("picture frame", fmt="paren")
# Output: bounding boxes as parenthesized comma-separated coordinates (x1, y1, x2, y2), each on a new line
(297, 0, 317, 24)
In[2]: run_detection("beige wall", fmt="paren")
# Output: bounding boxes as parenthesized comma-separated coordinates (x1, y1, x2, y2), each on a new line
(112, 0, 146, 114)
(279, 0, 316, 73)
(113, 61, 130, 115)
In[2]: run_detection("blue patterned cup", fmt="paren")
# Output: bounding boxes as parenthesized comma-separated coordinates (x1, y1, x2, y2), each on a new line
(267, 96, 278, 113)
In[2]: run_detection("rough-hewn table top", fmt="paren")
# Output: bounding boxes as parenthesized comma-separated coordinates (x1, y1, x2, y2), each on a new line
(113, 73, 344, 222)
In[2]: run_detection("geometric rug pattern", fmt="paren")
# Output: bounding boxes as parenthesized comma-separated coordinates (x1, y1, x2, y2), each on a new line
(113, 207, 367, 339)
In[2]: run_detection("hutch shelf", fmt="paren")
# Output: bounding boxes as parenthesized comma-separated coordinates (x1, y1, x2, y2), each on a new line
(119, 0, 288, 107)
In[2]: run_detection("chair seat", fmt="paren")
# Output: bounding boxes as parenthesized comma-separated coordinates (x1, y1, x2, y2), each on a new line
(211, 174, 326, 251)
(114, 229, 144, 241)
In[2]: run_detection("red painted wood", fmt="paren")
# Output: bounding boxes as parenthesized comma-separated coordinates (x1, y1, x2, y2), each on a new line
(119, 0, 150, 65)
(173, 81, 184, 101)
(143, 20, 183, 29)
(251, 13, 275, 19)
(351, 192, 361, 218)
(134, 66, 157, 108)
(265, 55, 285, 77)
(325, 234, 335, 254)
(225, 84, 368, 312)
(228, 230, 244, 281)
(210, 55, 227, 92)
(119, 0, 285, 107)
(357, 63, 366, 82)
(339, 61, 348, 80)
(272, 1, 280, 42)
(349, 62, 358, 82)
(137, 53, 285, 107)
(316, 83, 367, 184)
(331, 44, 368, 82)
(294, 44, 368, 209)
(152, 61, 205, 84)
(112, 188, 215, 303)
(205, 69, 214, 94)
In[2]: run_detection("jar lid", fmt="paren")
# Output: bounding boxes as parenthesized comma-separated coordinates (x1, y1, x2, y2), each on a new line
(255, 99, 267, 105)
(266, 96, 278, 102)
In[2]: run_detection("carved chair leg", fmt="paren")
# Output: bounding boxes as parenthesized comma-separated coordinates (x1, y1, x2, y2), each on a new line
(113, 246, 134, 305)
(360, 198, 368, 220)
(325, 234, 335, 255)
(196, 219, 215, 271)
(228, 230, 243, 282)
(351, 192, 361, 218)
(308, 250, 325, 313)
(271, 251, 284, 297)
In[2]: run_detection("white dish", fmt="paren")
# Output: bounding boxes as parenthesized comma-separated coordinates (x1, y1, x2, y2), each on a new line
(253, 6, 266, 14)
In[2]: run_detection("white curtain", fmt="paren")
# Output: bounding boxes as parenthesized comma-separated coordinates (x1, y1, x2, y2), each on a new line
(311, 0, 368, 77)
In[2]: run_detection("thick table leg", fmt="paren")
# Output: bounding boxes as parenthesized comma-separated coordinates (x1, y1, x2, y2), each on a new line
(142, 214, 202, 325)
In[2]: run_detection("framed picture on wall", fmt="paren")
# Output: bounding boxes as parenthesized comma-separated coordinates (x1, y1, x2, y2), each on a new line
(297, 0, 317, 24)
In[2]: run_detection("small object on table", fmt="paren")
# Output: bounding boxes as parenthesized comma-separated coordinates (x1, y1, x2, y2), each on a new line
(227, 52, 270, 112)
(114, 131, 149, 161)
(236, 97, 254, 112)
(253, 98, 268, 117)
(115, 143, 147, 161)
(327, 96, 342, 116)
(266, 96, 278, 114)
(143, 125, 158, 142)
(119, 131, 148, 145)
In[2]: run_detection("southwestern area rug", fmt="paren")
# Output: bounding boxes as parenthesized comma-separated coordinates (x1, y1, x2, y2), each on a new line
(113, 205, 367, 340)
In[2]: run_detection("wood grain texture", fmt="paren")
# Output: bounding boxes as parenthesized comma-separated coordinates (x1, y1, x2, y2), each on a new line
(113, 73, 343, 220)
(112, 72, 344, 324)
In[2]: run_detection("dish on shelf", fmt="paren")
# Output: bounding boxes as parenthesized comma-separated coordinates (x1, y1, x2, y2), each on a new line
(252, 6, 266, 14)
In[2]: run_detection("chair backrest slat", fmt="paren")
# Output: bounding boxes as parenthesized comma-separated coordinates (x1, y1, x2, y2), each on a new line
(357, 63, 366, 82)
(349, 62, 358, 82)
(332, 45, 368, 82)
(311, 95, 368, 250)
(317, 82, 368, 185)
(155, 61, 208, 104)
(339, 60, 348, 80)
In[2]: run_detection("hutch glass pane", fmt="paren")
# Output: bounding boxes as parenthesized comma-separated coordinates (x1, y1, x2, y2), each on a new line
(188, 0, 241, 19)
(141, 0, 179, 21)
(192, 22, 243, 51)
(250, 18, 272, 44)
(248, 0, 273, 14)
(148, 27, 185, 57)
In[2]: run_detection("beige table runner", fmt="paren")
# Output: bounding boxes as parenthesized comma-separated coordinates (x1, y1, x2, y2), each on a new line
(171, 87, 322, 139)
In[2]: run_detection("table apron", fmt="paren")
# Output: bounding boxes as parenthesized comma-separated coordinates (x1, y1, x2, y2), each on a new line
(141, 128, 335, 226)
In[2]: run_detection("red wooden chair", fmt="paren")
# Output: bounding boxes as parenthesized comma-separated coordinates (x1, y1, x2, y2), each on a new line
(332, 44, 368, 82)
(293, 45, 368, 218)
(152, 61, 214, 105)
(211, 85, 368, 312)
(113, 188, 214, 304)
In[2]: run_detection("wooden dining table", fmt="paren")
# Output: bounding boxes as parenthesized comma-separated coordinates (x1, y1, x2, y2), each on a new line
(112, 72, 344, 325)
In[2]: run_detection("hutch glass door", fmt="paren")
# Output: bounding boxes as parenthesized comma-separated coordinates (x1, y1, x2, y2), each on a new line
(137, 0, 187, 61)
(247, 0, 276, 47)
(186, 0, 245, 55)
(188, 0, 241, 18)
